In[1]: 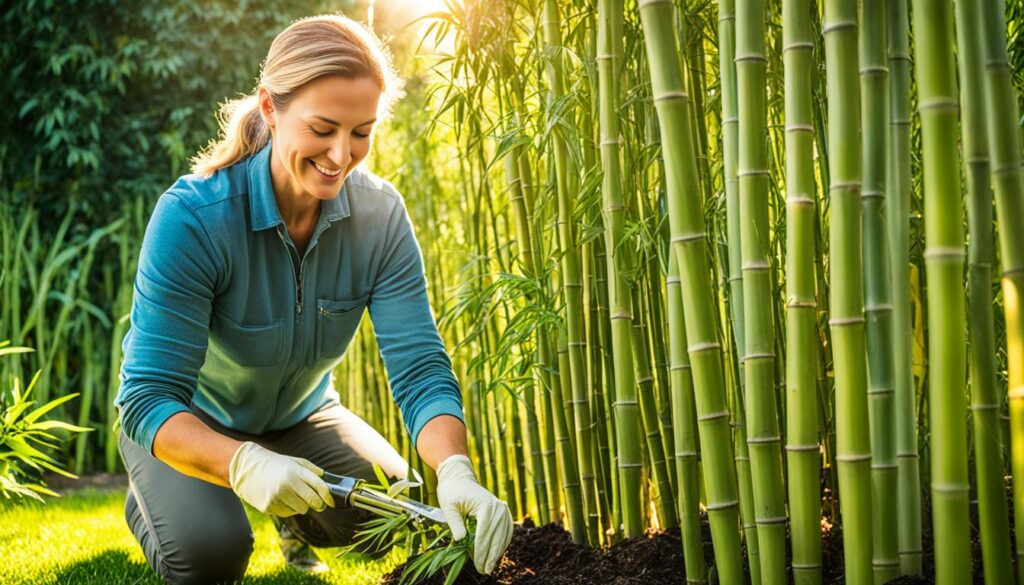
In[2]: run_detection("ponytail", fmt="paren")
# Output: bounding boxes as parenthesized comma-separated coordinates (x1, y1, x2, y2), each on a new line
(190, 94, 271, 178)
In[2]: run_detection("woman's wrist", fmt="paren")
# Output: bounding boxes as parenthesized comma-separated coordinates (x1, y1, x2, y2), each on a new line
(415, 415, 469, 470)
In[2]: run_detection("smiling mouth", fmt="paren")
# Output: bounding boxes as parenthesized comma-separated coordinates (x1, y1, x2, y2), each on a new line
(309, 159, 343, 177)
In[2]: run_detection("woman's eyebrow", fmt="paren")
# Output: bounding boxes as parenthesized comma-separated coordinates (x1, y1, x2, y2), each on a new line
(310, 114, 376, 127)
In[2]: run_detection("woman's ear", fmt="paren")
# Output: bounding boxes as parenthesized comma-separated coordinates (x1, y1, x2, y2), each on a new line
(257, 87, 275, 130)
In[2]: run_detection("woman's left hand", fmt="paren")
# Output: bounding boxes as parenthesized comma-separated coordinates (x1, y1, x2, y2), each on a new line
(435, 454, 514, 574)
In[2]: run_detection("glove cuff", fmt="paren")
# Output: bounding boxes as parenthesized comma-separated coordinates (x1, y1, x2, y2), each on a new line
(436, 454, 475, 482)
(228, 440, 260, 489)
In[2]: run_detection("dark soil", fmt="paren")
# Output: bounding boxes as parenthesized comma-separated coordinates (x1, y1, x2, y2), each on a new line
(382, 482, 1013, 585)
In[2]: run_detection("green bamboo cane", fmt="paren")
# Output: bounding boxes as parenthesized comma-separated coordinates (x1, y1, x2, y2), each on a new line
(954, 1, 1015, 581)
(630, 287, 678, 528)
(822, 1, 873, 582)
(910, 1, 972, 582)
(667, 245, 708, 584)
(975, 0, 1024, 579)
(598, 0, 644, 538)
(782, 0, 822, 582)
(884, 0, 923, 574)
(636, 0, 743, 581)
(735, 1, 787, 581)
(718, 0, 761, 580)
(542, 0, 600, 544)
(858, 0, 900, 580)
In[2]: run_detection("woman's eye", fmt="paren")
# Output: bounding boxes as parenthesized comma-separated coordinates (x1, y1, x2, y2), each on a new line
(353, 131, 369, 139)
(312, 127, 332, 137)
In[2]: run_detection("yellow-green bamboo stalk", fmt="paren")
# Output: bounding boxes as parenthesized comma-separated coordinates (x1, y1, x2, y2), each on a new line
(910, 2, 971, 582)
(975, 0, 1024, 579)
(598, 0, 643, 538)
(542, 0, 600, 545)
(953, 1, 1014, 581)
(637, 0, 743, 580)
(782, 0, 822, 582)
(858, 0, 899, 580)
(822, 1, 873, 582)
(735, 1, 787, 581)
(883, 0, 923, 574)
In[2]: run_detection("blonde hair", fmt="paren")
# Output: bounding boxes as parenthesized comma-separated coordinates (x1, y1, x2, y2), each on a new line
(191, 14, 402, 177)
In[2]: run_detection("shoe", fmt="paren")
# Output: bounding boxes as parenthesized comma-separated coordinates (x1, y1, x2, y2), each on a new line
(272, 516, 330, 574)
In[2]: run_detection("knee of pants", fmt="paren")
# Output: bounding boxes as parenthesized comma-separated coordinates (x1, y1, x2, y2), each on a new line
(126, 490, 254, 585)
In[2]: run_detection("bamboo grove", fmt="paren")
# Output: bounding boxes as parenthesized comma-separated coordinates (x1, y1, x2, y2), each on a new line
(334, 0, 1024, 582)
(4, 0, 1024, 583)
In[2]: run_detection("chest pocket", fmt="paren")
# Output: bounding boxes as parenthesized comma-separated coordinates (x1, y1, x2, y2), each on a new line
(315, 294, 369, 362)
(210, 312, 286, 368)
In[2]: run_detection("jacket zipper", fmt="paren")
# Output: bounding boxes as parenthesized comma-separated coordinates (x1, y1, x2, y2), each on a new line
(275, 227, 303, 316)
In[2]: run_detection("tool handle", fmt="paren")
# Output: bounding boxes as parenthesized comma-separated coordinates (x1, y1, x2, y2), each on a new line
(321, 471, 361, 507)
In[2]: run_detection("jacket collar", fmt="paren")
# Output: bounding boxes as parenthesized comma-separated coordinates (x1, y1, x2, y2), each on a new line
(247, 140, 351, 231)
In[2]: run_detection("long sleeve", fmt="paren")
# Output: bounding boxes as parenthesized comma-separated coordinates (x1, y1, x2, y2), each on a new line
(367, 200, 464, 447)
(115, 191, 223, 455)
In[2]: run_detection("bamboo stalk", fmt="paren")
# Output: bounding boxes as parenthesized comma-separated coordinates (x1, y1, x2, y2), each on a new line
(637, 0, 743, 580)
(782, 0, 822, 582)
(822, 1, 873, 581)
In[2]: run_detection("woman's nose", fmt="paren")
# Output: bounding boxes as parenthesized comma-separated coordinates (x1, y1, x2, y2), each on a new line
(328, 138, 351, 169)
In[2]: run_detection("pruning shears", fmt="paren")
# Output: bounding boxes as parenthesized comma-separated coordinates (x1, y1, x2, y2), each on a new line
(322, 470, 447, 527)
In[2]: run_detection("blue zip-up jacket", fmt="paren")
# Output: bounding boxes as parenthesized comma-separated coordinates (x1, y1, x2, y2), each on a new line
(115, 140, 464, 455)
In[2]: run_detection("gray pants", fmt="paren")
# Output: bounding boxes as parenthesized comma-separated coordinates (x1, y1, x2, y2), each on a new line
(117, 399, 409, 585)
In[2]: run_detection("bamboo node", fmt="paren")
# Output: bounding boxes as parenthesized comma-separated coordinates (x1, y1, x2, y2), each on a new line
(785, 124, 814, 134)
(969, 403, 1000, 411)
(697, 409, 730, 422)
(613, 400, 639, 407)
(836, 453, 871, 462)
(786, 299, 816, 309)
(864, 303, 894, 313)
(747, 435, 781, 444)
(930, 482, 969, 494)
(741, 352, 775, 362)
(672, 232, 706, 244)
(861, 189, 884, 200)
(737, 168, 770, 177)
(792, 563, 823, 569)
(991, 164, 1024, 177)
(871, 463, 898, 470)
(653, 90, 690, 104)
(923, 246, 966, 261)
(1005, 266, 1024, 278)
(917, 97, 959, 112)
(604, 204, 625, 212)
(782, 42, 814, 53)
(896, 451, 919, 459)
(859, 65, 889, 76)
(718, 15, 735, 23)
(756, 515, 788, 525)
(867, 386, 895, 396)
(822, 21, 856, 34)
(785, 443, 819, 452)
(666, 276, 681, 284)
(705, 499, 739, 511)
(636, 376, 653, 384)
(669, 364, 692, 371)
(829, 181, 860, 192)
(741, 261, 770, 271)
(889, 52, 911, 62)
(828, 316, 865, 327)
(637, 0, 673, 6)
(618, 463, 643, 469)
(610, 311, 632, 321)
(675, 450, 698, 458)
(723, 116, 739, 124)
(735, 53, 767, 64)
(688, 342, 722, 354)
(567, 341, 587, 347)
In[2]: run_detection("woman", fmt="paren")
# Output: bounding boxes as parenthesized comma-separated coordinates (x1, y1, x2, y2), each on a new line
(114, 14, 513, 584)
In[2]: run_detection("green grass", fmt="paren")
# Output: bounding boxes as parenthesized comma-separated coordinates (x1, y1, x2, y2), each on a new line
(0, 486, 406, 585)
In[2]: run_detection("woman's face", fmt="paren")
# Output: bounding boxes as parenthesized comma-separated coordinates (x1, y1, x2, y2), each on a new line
(259, 75, 381, 204)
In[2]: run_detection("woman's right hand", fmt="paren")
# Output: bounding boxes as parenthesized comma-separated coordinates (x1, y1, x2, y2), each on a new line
(228, 441, 335, 517)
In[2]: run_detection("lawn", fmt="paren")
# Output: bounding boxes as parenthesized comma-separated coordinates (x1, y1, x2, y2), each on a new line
(0, 486, 406, 585)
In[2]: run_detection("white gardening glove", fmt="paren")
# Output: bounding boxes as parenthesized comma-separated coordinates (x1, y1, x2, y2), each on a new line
(228, 441, 335, 517)
(436, 454, 513, 574)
